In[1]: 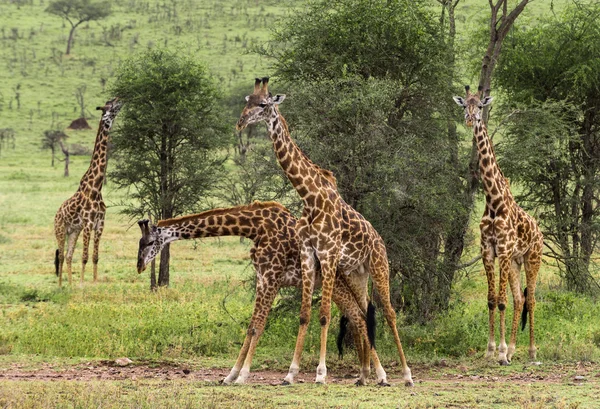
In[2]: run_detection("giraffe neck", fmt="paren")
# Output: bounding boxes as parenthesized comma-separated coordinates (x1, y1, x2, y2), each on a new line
(78, 116, 113, 197)
(265, 108, 333, 203)
(156, 203, 288, 244)
(473, 120, 509, 211)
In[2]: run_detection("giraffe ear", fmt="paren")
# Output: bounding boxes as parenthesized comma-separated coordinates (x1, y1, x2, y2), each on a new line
(273, 94, 286, 105)
(452, 96, 466, 107)
(480, 96, 493, 106)
(245, 95, 250, 102)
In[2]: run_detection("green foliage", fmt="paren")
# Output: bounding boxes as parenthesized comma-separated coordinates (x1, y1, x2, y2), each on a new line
(496, 2, 600, 293)
(109, 48, 231, 221)
(264, 0, 464, 321)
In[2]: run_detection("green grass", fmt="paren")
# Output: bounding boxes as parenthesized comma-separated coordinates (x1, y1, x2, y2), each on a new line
(1, 378, 598, 409)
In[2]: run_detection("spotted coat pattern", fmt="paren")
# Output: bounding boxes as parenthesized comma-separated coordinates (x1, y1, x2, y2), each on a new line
(136, 201, 387, 385)
(236, 78, 412, 386)
(54, 98, 122, 286)
(454, 87, 543, 364)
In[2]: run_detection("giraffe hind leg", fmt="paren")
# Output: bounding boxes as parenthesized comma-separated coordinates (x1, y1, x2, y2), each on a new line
(54, 222, 66, 287)
(524, 244, 541, 361)
(65, 230, 81, 286)
(369, 248, 412, 387)
(81, 226, 92, 283)
(507, 259, 524, 362)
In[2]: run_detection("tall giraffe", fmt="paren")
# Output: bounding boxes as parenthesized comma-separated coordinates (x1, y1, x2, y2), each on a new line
(236, 78, 412, 386)
(453, 86, 543, 364)
(54, 97, 122, 286)
(136, 201, 389, 385)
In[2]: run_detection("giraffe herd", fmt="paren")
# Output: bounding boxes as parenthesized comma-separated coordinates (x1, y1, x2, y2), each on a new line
(53, 80, 542, 386)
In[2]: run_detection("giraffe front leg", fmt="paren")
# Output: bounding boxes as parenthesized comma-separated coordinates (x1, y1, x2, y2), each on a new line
(497, 253, 513, 366)
(315, 263, 336, 385)
(55, 223, 66, 288)
(92, 218, 104, 282)
(507, 260, 523, 363)
(235, 283, 279, 385)
(283, 239, 316, 385)
(66, 230, 81, 286)
(81, 226, 91, 283)
(481, 245, 497, 359)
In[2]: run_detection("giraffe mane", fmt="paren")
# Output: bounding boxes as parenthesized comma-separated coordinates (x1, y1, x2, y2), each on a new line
(156, 201, 291, 227)
(278, 113, 338, 188)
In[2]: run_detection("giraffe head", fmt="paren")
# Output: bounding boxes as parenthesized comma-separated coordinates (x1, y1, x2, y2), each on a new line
(136, 219, 178, 273)
(236, 77, 286, 131)
(96, 97, 123, 129)
(453, 86, 493, 127)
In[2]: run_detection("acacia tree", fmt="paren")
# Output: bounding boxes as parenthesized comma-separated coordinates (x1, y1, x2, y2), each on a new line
(109, 49, 231, 289)
(45, 0, 111, 55)
(42, 130, 68, 167)
(496, 2, 600, 293)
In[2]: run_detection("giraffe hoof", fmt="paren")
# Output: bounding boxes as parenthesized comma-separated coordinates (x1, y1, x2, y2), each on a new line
(354, 379, 366, 387)
(378, 381, 391, 387)
(404, 380, 414, 387)
(498, 359, 510, 366)
(280, 380, 291, 386)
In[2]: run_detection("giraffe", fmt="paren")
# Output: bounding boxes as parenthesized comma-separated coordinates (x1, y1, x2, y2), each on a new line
(136, 201, 389, 385)
(54, 97, 122, 287)
(453, 86, 543, 364)
(236, 78, 413, 386)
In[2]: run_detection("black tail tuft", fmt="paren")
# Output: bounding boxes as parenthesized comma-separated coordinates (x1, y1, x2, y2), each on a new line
(367, 302, 376, 350)
(337, 315, 349, 359)
(521, 287, 528, 331)
(54, 249, 60, 277)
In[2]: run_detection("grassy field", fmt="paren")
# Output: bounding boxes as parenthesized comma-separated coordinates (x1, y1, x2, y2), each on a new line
(1, 0, 597, 408)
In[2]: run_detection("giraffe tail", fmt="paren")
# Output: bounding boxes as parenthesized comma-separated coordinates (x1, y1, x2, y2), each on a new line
(521, 287, 528, 331)
(337, 315, 349, 359)
(54, 249, 60, 277)
(367, 302, 376, 349)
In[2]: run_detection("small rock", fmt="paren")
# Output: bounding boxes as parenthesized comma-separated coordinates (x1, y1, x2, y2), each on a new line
(115, 358, 133, 367)
(492, 377, 499, 381)
(410, 392, 417, 396)
(530, 361, 542, 366)
(573, 375, 586, 381)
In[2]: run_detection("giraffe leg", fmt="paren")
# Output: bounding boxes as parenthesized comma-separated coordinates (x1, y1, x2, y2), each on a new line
(54, 219, 66, 288)
(369, 246, 413, 387)
(524, 244, 541, 360)
(81, 226, 92, 283)
(497, 252, 513, 366)
(234, 283, 280, 385)
(333, 286, 370, 386)
(481, 244, 497, 359)
(507, 260, 523, 362)
(92, 218, 104, 282)
(283, 234, 317, 385)
(315, 257, 338, 384)
(65, 230, 81, 286)
(340, 272, 388, 385)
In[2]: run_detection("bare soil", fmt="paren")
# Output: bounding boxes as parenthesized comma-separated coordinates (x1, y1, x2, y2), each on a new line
(1, 361, 596, 386)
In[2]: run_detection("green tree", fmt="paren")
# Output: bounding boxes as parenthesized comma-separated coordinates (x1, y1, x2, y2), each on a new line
(109, 49, 231, 288)
(45, 0, 111, 55)
(263, 0, 461, 321)
(496, 2, 600, 293)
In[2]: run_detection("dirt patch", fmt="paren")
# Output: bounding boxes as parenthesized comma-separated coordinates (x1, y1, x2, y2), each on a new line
(0, 361, 595, 386)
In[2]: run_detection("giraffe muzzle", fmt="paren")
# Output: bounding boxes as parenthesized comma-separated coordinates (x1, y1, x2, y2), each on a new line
(137, 259, 146, 274)
(236, 117, 247, 131)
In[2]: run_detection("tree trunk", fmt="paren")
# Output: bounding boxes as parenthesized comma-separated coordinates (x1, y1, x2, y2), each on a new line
(66, 25, 76, 55)
(158, 244, 170, 287)
(150, 258, 157, 291)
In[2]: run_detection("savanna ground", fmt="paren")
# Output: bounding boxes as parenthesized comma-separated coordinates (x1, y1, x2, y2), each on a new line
(1, 0, 599, 408)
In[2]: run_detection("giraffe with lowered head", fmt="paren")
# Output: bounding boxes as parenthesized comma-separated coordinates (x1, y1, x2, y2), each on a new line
(54, 97, 122, 286)
(236, 78, 412, 386)
(136, 201, 390, 385)
(453, 86, 543, 364)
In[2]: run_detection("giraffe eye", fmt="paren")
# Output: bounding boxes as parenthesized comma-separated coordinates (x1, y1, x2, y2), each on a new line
(259, 103, 266, 108)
